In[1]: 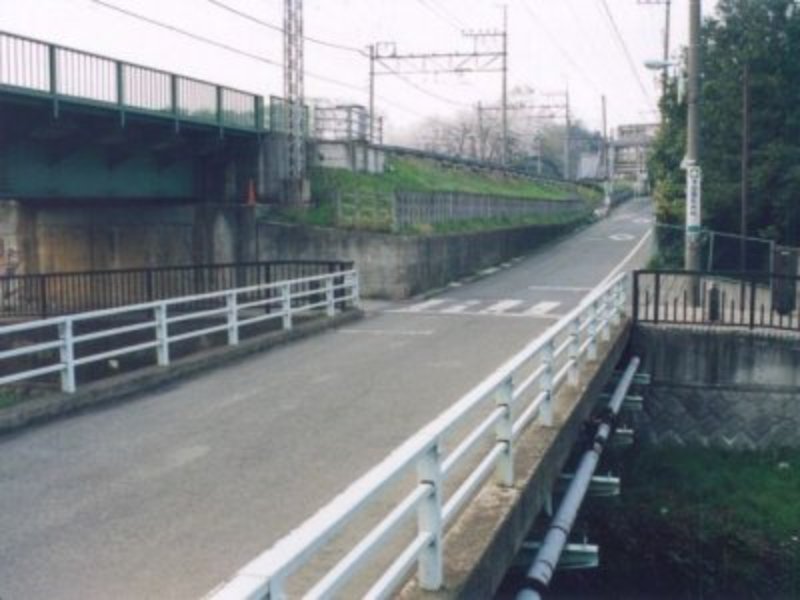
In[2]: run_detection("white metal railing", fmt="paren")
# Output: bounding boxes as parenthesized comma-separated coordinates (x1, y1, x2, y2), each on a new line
(209, 272, 629, 600)
(0, 271, 359, 394)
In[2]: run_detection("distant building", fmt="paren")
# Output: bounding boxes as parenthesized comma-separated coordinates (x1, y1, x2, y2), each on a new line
(612, 123, 658, 184)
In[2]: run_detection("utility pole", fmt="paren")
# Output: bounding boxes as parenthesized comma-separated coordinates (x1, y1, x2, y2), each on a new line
(284, 0, 305, 205)
(371, 10, 507, 161)
(638, 0, 672, 98)
(685, 0, 702, 274)
(740, 62, 750, 273)
(563, 87, 571, 181)
(602, 95, 613, 209)
(501, 5, 509, 166)
(368, 44, 376, 144)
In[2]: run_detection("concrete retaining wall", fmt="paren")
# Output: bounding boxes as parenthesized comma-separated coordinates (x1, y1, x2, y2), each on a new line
(630, 325, 800, 449)
(257, 219, 585, 299)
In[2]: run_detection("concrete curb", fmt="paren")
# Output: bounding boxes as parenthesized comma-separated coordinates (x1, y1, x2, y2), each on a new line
(0, 309, 363, 437)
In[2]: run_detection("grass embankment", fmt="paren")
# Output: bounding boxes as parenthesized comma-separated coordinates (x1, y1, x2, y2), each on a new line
(274, 157, 600, 233)
(552, 447, 800, 599)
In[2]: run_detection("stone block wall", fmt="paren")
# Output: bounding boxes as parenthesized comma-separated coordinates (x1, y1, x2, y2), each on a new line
(629, 325, 800, 449)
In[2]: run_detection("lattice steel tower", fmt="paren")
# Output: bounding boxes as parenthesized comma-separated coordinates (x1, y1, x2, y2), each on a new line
(284, 0, 305, 203)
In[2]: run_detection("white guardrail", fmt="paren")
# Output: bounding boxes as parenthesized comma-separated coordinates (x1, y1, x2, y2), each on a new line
(0, 270, 360, 394)
(210, 272, 629, 600)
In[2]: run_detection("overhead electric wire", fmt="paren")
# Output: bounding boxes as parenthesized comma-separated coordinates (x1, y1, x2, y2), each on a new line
(597, 0, 653, 102)
(518, 0, 604, 96)
(375, 58, 473, 108)
(414, 0, 465, 33)
(87, 0, 428, 118)
(205, 0, 367, 56)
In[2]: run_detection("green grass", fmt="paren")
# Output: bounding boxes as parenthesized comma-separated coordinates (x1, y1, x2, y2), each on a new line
(265, 156, 601, 232)
(311, 156, 600, 202)
(0, 390, 21, 410)
(553, 446, 800, 599)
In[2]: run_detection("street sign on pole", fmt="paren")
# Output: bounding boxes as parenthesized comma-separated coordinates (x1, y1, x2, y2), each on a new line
(686, 165, 702, 232)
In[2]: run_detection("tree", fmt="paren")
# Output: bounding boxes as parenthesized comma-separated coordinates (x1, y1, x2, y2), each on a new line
(649, 0, 800, 245)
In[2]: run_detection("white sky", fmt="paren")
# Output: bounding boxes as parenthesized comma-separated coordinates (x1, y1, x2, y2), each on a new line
(0, 0, 720, 140)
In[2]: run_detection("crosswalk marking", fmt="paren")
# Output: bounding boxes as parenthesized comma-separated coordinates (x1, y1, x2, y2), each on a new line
(482, 299, 524, 314)
(524, 301, 562, 316)
(406, 299, 447, 312)
(391, 298, 564, 318)
(441, 300, 481, 314)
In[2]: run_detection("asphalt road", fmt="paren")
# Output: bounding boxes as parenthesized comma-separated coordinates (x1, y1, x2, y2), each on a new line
(0, 197, 654, 600)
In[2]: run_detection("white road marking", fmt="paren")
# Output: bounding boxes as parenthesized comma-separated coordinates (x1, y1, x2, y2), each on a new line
(480, 267, 500, 276)
(482, 299, 524, 314)
(598, 227, 654, 288)
(340, 328, 434, 336)
(528, 285, 591, 293)
(441, 300, 481, 314)
(406, 299, 447, 312)
(524, 301, 561, 316)
(610, 233, 635, 242)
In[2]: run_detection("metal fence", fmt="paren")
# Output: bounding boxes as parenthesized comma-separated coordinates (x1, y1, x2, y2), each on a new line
(209, 272, 628, 599)
(0, 261, 354, 318)
(0, 269, 359, 394)
(0, 30, 265, 131)
(633, 269, 800, 330)
(331, 190, 590, 232)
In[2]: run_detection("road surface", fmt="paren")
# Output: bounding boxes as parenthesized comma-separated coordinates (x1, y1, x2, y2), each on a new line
(0, 197, 653, 599)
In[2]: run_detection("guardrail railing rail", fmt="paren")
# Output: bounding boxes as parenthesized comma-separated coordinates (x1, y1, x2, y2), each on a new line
(0, 260, 354, 318)
(633, 269, 799, 330)
(0, 269, 359, 394)
(209, 272, 628, 599)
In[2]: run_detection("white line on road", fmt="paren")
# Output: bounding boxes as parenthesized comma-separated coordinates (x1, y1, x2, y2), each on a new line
(598, 227, 654, 288)
(340, 328, 434, 336)
(441, 300, 481, 314)
(481, 299, 524, 313)
(524, 301, 562, 316)
(528, 285, 591, 293)
(405, 299, 447, 312)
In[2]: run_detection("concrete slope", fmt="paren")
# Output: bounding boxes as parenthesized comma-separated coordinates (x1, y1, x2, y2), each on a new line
(0, 197, 653, 600)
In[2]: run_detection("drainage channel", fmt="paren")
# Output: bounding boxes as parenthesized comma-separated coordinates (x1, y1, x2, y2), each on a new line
(498, 356, 647, 599)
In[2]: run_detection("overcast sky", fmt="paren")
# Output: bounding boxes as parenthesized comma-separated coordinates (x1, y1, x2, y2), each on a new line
(0, 0, 720, 140)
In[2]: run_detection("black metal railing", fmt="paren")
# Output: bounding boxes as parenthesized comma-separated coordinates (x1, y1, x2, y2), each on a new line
(633, 270, 800, 330)
(0, 260, 354, 318)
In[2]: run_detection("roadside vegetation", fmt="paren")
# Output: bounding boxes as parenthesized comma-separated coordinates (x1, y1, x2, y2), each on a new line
(269, 156, 600, 233)
(649, 0, 800, 247)
(552, 446, 800, 599)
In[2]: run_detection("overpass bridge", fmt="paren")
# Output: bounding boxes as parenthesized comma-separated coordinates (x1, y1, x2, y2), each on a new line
(0, 197, 655, 599)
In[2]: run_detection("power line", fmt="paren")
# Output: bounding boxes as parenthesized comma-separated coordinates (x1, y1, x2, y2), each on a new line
(597, 0, 653, 103)
(205, 0, 367, 56)
(375, 58, 472, 108)
(86, 0, 428, 119)
(518, 0, 604, 96)
(414, 0, 464, 32)
(88, 0, 280, 66)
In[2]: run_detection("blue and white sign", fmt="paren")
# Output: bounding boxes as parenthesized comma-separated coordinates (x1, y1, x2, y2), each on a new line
(686, 165, 702, 231)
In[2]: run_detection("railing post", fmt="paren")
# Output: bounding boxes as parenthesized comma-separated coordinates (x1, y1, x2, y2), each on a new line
(416, 441, 444, 590)
(654, 272, 661, 324)
(749, 274, 757, 329)
(350, 271, 361, 309)
(59, 318, 76, 393)
(39, 275, 48, 318)
(632, 271, 640, 322)
(540, 340, 555, 426)
(568, 317, 581, 386)
(48, 44, 60, 118)
(588, 301, 598, 361)
(325, 276, 335, 317)
(494, 378, 514, 486)
(226, 290, 239, 345)
(154, 304, 170, 366)
(282, 282, 292, 330)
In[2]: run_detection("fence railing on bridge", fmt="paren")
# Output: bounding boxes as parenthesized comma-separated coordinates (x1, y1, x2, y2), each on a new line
(0, 30, 266, 131)
(633, 270, 800, 330)
(0, 268, 359, 394)
(209, 272, 628, 599)
(0, 260, 354, 319)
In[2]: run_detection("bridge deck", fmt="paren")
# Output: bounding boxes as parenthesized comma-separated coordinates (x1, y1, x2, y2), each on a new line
(0, 198, 653, 599)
